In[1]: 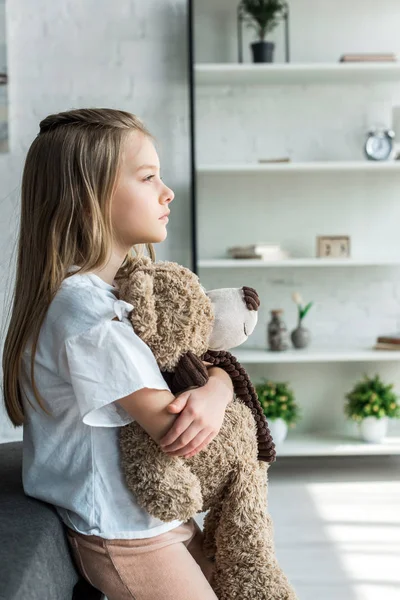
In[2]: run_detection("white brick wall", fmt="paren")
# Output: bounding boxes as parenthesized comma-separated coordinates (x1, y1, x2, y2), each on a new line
(0, 0, 191, 442)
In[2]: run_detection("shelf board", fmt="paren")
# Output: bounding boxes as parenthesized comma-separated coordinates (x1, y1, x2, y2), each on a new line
(198, 258, 400, 268)
(273, 433, 400, 457)
(197, 161, 400, 174)
(234, 347, 400, 364)
(195, 62, 400, 86)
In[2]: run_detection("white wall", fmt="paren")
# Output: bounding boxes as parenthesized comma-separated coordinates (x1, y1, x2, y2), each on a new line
(194, 0, 400, 438)
(0, 0, 191, 442)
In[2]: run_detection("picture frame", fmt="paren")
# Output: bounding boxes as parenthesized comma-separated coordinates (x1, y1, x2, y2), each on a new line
(316, 235, 351, 259)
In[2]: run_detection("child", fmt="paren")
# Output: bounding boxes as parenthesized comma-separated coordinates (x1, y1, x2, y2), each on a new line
(2, 108, 234, 600)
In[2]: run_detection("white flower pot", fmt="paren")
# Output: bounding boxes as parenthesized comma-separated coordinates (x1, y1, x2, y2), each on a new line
(268, 418, 288, 444)
(359, 416, 389, 443)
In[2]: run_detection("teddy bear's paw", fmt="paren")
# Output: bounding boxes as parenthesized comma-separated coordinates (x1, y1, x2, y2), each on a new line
(212, 563, 297, 600)
(142, 471, 204, 523)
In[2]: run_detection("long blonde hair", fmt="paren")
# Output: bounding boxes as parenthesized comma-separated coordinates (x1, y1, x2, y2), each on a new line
(2, 108, 155, 427)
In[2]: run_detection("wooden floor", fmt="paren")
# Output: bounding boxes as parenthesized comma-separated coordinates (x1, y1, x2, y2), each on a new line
(196, 455, 400, 600)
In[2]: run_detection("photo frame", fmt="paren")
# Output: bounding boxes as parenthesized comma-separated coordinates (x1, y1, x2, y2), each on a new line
(316, 235, 351, 259)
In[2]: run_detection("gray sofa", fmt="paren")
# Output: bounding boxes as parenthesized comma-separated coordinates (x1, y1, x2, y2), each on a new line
(0, 441, 104, 600)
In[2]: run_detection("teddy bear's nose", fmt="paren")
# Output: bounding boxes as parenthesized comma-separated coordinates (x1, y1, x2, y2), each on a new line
(242, 286, 260, 311)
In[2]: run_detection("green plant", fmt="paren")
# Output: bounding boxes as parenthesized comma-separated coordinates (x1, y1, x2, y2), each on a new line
(239, 0, 286, 41)
(256, 378, 300, 426)
(292, 292, 313, 326)
(345, 374, 400, 422)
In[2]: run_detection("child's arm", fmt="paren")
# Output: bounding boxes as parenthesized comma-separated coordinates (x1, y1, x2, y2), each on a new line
(116, 366, 233, 459)
(116, 387, 181, 446)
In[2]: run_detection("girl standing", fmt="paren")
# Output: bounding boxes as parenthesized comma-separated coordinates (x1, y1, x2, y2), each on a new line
(2, 108, 233, 599)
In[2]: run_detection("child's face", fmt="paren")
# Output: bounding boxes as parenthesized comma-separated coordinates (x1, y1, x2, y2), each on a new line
(111, 131, 174, 249)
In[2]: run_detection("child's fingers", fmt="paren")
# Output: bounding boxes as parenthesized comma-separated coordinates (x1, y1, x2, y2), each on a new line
(184, 432, 215, 459)
(162, 422, 204, 454)
(166, 392, 189, 414)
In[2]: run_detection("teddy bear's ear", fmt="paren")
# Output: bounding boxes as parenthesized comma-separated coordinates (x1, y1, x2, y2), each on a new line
(116, 257, 157, 344)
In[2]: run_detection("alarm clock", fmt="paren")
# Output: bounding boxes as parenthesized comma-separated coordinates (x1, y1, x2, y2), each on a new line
(364, 128, 395, 161)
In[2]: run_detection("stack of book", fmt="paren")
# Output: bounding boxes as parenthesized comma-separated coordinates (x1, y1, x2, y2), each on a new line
(374, 334, 400, 351)
(339, 53, 397, 63)
(227, 243, 289, 261)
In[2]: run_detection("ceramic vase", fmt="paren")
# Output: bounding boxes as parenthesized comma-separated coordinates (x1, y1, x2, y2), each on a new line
(291, 324, 311, 349)
(267, 418, 288, 444)
(359, 416, 389, 443)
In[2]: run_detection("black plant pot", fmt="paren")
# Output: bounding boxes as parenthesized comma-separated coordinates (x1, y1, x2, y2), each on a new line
(251, 41, 275, 63)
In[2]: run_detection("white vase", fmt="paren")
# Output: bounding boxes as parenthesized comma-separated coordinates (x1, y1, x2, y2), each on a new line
(359, 416, 389, 443)
(268, 418, 288, 444)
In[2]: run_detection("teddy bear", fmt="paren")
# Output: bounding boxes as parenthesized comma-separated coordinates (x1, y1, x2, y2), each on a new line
(115, 257, 297, 600)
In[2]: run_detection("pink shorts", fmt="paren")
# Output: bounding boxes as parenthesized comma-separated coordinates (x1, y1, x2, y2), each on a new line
(66, 518, 217, 600)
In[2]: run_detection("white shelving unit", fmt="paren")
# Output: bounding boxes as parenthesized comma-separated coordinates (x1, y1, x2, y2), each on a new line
(198, 161, 400, 174)
(234, 347, 400, 364)
(192, 3, 400, 457)
(273, 433, 400, 457)
(199, 258, 400, 268)
(195, 62, 400, 86)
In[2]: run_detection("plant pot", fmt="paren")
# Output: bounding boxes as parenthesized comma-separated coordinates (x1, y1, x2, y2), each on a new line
(267, 418, 288, 444)
(359, 416, 389, 443)
(251, 41, 275, 63)
(291, 325, 311, 349)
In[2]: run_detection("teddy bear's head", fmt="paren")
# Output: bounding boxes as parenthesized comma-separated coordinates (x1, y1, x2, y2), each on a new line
(116, 256, 259, 371)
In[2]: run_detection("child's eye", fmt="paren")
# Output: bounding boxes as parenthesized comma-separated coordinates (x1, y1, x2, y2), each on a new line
(144, 174, 155, 181)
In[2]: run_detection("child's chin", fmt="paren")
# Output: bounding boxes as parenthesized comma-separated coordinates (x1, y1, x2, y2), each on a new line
(152, 230, 168, 243)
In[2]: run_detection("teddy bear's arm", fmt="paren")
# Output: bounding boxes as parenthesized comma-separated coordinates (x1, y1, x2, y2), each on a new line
(162, 350, 209, 394)
(119, 420, 204, 523)
(202, 349, 276, 464)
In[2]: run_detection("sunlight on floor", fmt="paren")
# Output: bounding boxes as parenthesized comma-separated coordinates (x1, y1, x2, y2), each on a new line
(269, 474, 400, 600)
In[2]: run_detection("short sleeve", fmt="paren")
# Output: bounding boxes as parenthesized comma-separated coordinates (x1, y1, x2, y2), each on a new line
(63, 320, 171, 427)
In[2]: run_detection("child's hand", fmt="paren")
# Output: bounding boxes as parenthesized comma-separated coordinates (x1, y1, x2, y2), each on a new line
(160, 371, 233, 458)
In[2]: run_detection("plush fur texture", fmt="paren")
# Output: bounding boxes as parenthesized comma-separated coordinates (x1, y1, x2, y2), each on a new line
(116, 257, 297, 600)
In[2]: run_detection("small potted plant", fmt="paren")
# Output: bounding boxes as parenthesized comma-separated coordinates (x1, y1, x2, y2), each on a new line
(239, 0, 287, 63)
(344, 374, 400, 443)
(291, 292, 313, 349)
(256, 378, 300, 444)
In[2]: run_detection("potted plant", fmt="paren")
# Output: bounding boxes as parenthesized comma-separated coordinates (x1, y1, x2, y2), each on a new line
(256, 378, 300, 443)
(344, 374, 400, 443)
(291, 292, 313, 349)
(239, 0, 287, 63)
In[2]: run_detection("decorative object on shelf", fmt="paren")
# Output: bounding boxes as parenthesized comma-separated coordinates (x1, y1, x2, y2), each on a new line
(316, 235, 351, 258)
(237, 0, 290, 63)
(364, 127, 395, 161)
(291, 292, 313, 349)
(267, 309, 289, 351)
(228, 242, 289, 260)
(339, 53, 397, 63)
(256, 378, 301, 444)
(374, 333, 400, 351)
(391, 105, 400, 160)
(344, 374, 400, 443)
(258, 157, 290, 163)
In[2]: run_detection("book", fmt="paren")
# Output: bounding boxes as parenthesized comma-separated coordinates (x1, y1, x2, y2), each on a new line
(374, 342, 400, 351)
(228, 245, 289, 261)
(377, 335, 400, 345)
(228, 244, 289, 261)
(229, 243, 281, 254)
(258, 158, 291, 164)
(339, 53, 397, 63)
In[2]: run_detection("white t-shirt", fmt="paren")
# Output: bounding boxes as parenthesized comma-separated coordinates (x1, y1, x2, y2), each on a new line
(20, 265, 184, 539)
